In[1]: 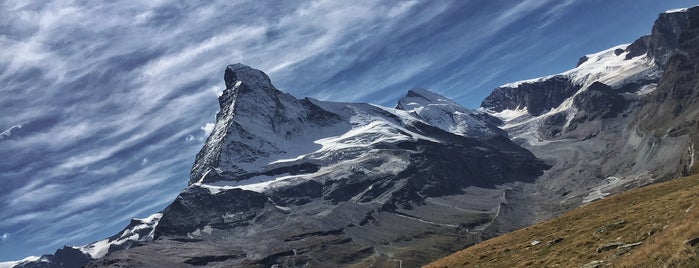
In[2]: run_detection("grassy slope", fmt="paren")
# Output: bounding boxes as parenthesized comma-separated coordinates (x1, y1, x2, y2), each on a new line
(425, 175, 699, 268)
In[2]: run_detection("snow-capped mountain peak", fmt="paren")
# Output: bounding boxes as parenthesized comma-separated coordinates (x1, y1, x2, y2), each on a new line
(78, 213, 162, 259)
(396, 88, 495, 138)
(664, 5, 697, 14)
(224, 63, 274, 90)
(499, 44, 660, 91)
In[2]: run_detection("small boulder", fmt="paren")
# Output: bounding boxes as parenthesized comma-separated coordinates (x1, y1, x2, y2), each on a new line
(548, 237, 564, 245)
(596, 241, 625, 253)
(581, 260, 604, 268)
(596, 220, 626, 234)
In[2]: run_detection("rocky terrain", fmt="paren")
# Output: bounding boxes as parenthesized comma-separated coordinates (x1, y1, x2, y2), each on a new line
(10, 5, 699, 268)
(479, 6, 699, 226)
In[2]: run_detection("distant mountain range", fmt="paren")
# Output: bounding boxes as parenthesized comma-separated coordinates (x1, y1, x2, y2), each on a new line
(7, 5, 699, 268)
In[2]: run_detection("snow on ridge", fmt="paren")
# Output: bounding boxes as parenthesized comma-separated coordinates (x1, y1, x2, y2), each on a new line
(195, 103, 444, 195)
(0, 213, 162, 268)
(490, 43, 661, 136)
(664, 5, 698, 13)
(0, 256, 42, 268)
(397, 88, 493, 138)
(500, 75, 556, 89)
(499, 43, 660, 90)
(79, 239, 110, 259)
(489, 107, 529, 122)
(665, 7, 690, 13)
(569, 44, 659, 88)
(78, 213, 162, 259)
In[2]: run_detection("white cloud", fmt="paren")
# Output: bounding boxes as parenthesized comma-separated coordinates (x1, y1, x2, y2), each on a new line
(201, 123, 215, 137)
(1, 233, 9, 241)
(0, 121, 27, 140)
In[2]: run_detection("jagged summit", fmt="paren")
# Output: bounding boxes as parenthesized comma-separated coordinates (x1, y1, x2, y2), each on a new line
(192, 63, 311, 186)
(401, 88, 451, 104)
(192, 66, 537, 187)
(625, 5, 698, 68)
(134, 64, 548, 267)
(224, 63, 273, 90)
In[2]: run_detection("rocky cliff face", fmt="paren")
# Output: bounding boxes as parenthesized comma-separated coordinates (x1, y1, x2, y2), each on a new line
(79, 64, 549, 267)
(480, 6, 699, 223)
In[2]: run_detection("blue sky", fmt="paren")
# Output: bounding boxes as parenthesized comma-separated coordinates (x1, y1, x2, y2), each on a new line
(0, 0, 696, 261)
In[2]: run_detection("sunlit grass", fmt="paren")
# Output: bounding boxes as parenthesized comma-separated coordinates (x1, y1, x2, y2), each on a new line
(425, 174, 699, 267)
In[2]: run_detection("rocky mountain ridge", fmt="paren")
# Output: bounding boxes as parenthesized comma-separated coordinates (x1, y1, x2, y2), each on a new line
(82, 64, 547, 267)
(479, 5, 699, 222)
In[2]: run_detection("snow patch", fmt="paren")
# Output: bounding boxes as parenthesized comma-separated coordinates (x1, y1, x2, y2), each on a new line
(501, 44, 660, 90)
(583, 176, 628, 203)
(490, 107, 529, 122)
(636, 83, 657, 95)
(0, 256, 41, 268)
(78, 213, 162, 259)
(196, 173, 315, 194)
(665, 7, 688, 13)
(80, 239, 111, 259)
(500, 75, 555, 88)
(202, 225, 213, 235)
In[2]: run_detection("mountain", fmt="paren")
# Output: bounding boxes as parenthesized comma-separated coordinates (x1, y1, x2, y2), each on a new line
(75, 64, 546, 267)
(7, 214, 160, 268)
(426, 172, 699, 268)
(478, 6, 699, 223)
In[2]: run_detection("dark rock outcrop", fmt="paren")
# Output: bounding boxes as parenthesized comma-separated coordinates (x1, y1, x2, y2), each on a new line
(481, 76, 581, 116)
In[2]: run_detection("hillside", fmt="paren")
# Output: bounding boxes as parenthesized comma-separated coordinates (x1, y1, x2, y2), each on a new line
(425, 174, 699, 268)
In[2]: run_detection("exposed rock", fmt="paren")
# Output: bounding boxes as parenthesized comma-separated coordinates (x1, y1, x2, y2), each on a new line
(626, 7, 693, 66)
(596, 220, 626, 234)
(481, 76, 580, 116)
(619, 241, 643, 249)
(596, 242, 625, 253)
(686, 237, 699, 247)
(577, 56, 589, 67)
(581, 260, 605, 268)
(547, 237, 563, 246)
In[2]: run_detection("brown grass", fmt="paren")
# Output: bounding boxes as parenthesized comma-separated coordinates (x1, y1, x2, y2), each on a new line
(424, 175, 699, 268)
